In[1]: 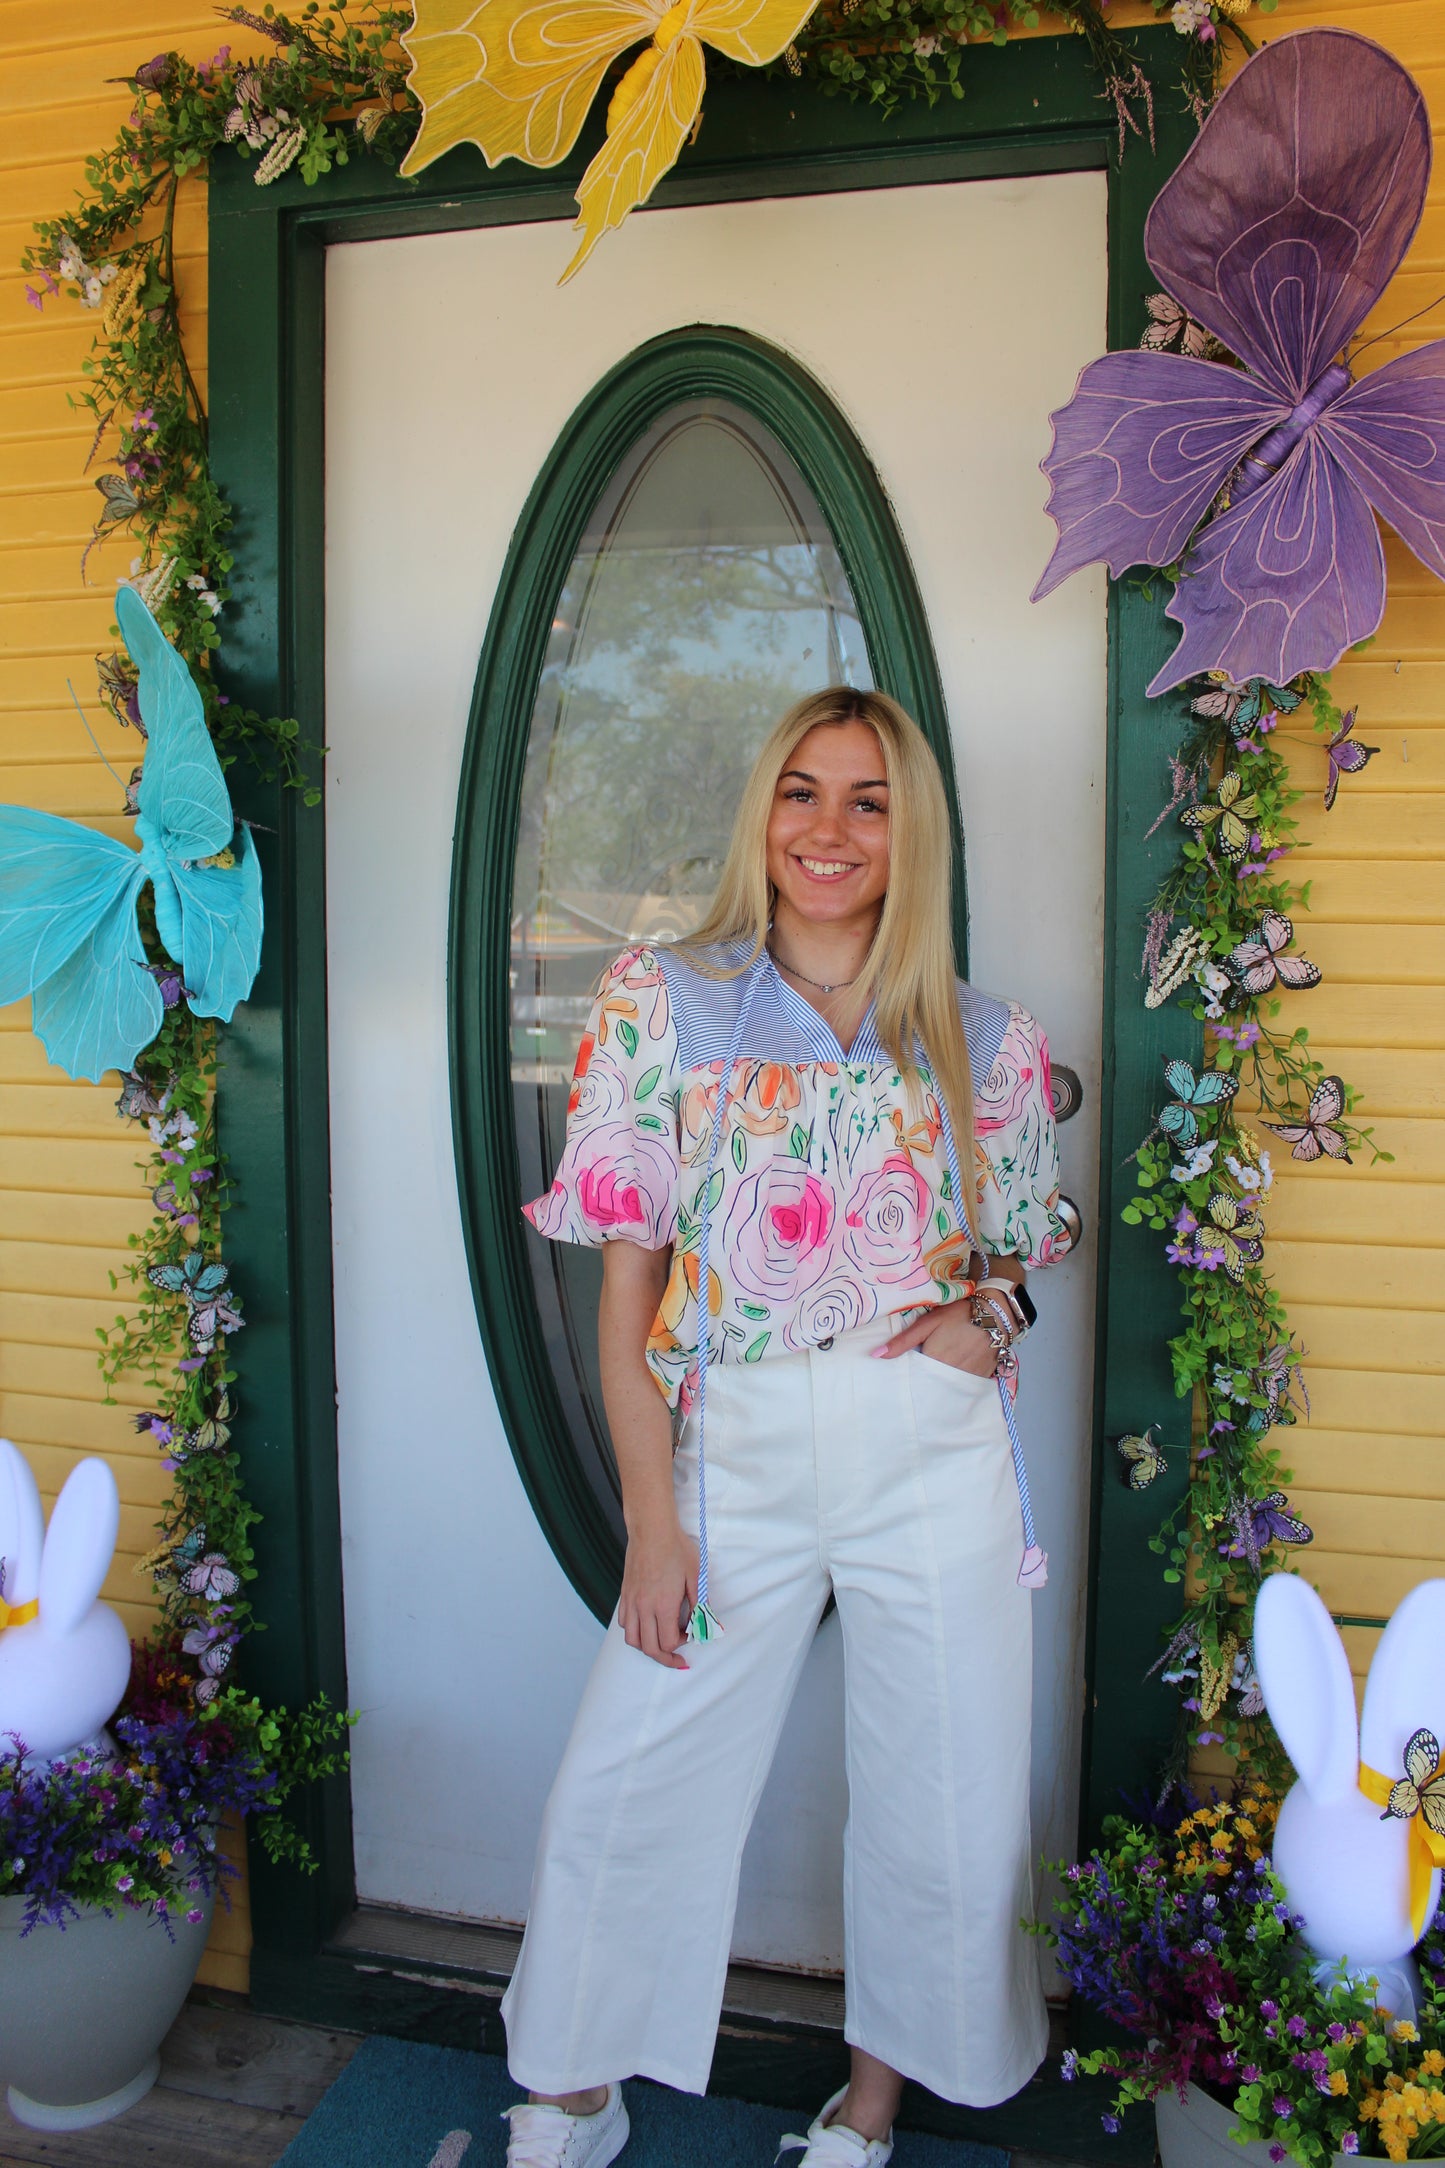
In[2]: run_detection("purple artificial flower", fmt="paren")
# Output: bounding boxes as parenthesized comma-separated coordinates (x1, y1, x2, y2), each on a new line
(1327, 2024, 1346, 2044)
(1062, 2050, 1079, 2081)
(116, 1873, 134, 1892)
(1197, 1730, 1224, 1745)
(1261, 2001, 1279, 2019)
(1101, 2115, 1120, 2135)
(186, 1907, 204, 1925)
(1243, 2065, 1262, 2084)
(1269, 2150, 1286, 2165)
(1341, 2136, 1359, 2155)
(1287, 2015, 1307, 2038)
(1273, 2098, 1292, 2119)
(1173, 1205, 1199, 1236)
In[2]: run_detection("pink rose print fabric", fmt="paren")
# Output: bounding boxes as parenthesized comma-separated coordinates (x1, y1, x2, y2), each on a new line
(523, 948, 1067, 1408)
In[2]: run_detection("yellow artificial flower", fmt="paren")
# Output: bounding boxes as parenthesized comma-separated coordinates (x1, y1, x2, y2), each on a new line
(1423, 2051, 1445, 2077)
(400, 0, 822, 277)
(1330, 2071, 1349, 2096)
(1393, 2021, 1420, 2043)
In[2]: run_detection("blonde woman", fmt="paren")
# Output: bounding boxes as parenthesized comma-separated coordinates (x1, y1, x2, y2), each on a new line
(502, 689, 1070, 2168)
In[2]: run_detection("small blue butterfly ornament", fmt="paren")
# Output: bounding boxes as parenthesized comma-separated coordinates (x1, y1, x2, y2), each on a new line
(0, 587, 262, 1080)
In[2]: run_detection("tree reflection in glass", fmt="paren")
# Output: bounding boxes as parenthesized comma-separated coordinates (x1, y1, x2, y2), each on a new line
(511, 398, 873, 1539)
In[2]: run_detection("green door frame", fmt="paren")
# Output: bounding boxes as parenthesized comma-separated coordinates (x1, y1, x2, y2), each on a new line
(211, 23, 1200, 2098)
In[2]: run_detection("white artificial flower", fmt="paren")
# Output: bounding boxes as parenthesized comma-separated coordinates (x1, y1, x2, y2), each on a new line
(1258, 1150, 1273, 1192)
(1196, 961, 1232, 1021)
(1225, 1153, 1261, 1192)
(1171, 1140, 1217, 1182)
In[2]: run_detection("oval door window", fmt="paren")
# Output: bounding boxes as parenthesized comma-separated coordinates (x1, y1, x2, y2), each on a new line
(513, 397, 874, 1553)
(452, 331, 954, 1618)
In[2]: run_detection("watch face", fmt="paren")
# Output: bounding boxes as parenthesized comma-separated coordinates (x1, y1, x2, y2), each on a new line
(1013, 1283, 1038, 1329)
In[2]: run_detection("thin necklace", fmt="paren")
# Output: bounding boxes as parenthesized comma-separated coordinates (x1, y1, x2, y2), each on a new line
(767, 945, 859, 997)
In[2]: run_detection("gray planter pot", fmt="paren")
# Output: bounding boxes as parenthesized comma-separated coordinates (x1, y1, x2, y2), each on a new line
(1157, 2080, 1356, 2168)
(0, 1890, 214, 2130)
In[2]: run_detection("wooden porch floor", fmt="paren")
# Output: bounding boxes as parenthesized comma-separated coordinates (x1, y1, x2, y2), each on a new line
(0, 1997, 361, 2168)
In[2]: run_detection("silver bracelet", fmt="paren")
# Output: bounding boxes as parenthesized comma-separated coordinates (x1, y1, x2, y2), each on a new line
(968, 1298, 1011, 1370)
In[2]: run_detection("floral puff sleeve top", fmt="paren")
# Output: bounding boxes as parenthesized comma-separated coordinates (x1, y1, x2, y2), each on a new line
(523, 945, 1069, 1409)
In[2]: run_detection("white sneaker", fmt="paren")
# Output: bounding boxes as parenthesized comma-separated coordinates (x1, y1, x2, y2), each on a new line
(776, 2085, 894, 2167)
(503, 2083, 630, 2168)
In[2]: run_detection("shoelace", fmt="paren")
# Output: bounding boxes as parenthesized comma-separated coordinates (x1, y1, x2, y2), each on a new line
(502, 2101, 587, 2167)
(775, 2121, 881, 2166)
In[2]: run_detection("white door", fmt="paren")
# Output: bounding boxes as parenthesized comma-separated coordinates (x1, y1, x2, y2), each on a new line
(324, 173, 1106, 1969)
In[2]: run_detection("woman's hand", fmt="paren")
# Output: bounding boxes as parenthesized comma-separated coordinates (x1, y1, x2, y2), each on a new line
(874, 1300, 999, 1376)
(619, 1512, 699, 1671)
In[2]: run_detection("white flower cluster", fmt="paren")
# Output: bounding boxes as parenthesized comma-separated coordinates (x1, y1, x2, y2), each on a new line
(1226, 1149, 1273, 1195)
(1196, 960, 1233, 1021)
(185, 569, 221, 617)
(148, 1108, 198, 1151)
(1171, 0, 1214, 33)
(56, 232, 117, 310)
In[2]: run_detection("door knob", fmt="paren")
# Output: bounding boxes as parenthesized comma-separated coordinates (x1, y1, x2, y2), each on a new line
(1050, 1063, 1083, 1123)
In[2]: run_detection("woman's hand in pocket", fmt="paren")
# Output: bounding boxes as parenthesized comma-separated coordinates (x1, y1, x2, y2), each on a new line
(619, 1511, 699, 1670)
(874, 1302, 997, 1376)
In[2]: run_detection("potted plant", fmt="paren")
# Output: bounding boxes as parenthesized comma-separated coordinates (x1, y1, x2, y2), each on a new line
(0, 1637, 347, 2132)
(1044, 1782, 1445, 2166)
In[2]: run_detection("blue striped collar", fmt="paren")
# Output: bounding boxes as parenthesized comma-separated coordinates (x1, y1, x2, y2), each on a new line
(758, 948, 884, 1064)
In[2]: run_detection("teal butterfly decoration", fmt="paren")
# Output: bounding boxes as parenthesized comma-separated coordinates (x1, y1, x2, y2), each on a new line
(1158, 1057, 1239, 1149)
(0, 588, 262, 1081)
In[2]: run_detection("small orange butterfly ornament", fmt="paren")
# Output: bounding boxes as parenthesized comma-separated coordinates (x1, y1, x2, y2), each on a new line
(400, 0, 822, 279)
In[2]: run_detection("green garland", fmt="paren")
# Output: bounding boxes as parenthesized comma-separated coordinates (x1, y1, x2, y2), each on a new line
(1122, 651, 1390, 1792)
(18, 0, 1371, 1839)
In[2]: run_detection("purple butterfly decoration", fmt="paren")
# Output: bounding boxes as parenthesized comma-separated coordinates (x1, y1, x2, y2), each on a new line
(1033, 29, 1445, 695)
(1220, 1490, 1314, 1569)
(1324, 707, 1380, 809)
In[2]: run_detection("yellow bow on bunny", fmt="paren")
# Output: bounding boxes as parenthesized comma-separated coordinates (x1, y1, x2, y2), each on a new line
(1360, 1727, 1445, 1943)
(400, 0, 821, 278)
(0, 1594, 38, 1631)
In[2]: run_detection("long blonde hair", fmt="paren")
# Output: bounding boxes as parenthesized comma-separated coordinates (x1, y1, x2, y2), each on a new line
(680, 686, 978, 1220)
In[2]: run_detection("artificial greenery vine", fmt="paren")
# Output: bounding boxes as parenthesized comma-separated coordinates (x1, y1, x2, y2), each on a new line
(780, 0, 1272, 142)
(1122, 650, 1391, 1793)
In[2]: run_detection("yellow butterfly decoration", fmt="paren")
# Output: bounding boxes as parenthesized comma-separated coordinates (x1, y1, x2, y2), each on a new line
(400, 0, 822, 280)
(1180, 769, 1260, 862)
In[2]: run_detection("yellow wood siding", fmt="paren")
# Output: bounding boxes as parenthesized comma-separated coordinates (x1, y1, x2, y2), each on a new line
(0, 0, 1439, 1997)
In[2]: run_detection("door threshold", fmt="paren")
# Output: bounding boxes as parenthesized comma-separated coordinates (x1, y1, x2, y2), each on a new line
(327, 1905, 850, 2032)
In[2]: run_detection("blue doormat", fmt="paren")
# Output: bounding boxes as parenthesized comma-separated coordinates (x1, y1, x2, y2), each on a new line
(276, 2037, 1012, 2168)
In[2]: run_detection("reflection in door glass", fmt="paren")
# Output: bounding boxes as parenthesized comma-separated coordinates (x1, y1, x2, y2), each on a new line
(511, 398, 873, 1541)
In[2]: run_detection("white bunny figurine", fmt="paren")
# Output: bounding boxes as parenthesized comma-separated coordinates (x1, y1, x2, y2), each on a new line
(0, 1438, 131, 1764)
(1254, 1570, 1445, 2022)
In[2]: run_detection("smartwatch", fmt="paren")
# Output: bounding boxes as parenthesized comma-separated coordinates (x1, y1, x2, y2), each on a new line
(979, 1279, 1036, 1338)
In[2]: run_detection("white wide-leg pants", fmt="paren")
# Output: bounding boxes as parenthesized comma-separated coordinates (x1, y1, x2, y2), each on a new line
(501, 1319, 1048, 2108)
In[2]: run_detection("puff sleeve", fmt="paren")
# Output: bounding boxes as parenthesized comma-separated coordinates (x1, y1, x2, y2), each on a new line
(972, 1004, 1071, 1268)
(522, 947, 681, 1250)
